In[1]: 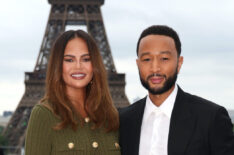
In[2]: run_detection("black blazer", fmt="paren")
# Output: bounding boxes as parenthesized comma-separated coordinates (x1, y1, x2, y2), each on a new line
(119, 87, 234, 155)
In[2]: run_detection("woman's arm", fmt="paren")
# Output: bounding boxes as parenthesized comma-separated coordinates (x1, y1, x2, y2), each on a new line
(25, 105, 53, 155)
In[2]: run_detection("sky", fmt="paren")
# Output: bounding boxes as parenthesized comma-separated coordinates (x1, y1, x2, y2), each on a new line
(0, 0, 234, 115)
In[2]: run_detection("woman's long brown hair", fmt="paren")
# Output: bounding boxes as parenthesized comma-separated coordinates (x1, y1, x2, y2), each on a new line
(41, 30, 119, 131)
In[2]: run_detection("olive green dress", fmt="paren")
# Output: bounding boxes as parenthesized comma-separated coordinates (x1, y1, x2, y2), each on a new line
(25, 103, 120, 155)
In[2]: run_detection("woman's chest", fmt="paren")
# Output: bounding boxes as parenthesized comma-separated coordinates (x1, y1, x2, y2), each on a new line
(50, 125, 120, 155)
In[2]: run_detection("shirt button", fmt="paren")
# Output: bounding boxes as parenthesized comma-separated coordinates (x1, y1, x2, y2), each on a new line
(92, 141, 98, 148)
(68, 142, 74, 149)
(114, 142, 120, 149)
(85, 117, 90, 123)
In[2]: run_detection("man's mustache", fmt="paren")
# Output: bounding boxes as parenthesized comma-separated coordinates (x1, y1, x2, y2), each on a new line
(147, 73, 166, 80)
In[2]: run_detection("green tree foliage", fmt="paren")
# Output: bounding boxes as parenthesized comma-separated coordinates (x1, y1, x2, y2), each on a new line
(0, 126, 7, 145)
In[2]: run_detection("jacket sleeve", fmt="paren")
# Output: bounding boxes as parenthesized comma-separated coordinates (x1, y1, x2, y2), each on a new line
(25, 105, 53, 155)
(210, 107, 234, 155)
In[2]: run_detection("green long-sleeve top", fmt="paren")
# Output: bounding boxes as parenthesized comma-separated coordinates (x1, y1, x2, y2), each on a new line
(25, 104, 121, 155)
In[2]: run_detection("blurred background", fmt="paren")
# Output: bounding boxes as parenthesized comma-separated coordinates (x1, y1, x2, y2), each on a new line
(0, 0, 234, 126)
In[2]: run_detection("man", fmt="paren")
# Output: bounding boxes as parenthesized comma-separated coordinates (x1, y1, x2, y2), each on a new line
(119, 25, 234, 155)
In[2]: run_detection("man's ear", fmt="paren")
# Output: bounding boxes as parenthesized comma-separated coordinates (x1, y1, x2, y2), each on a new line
(177, 56, 183, 73)
(136, 58, 140, 68)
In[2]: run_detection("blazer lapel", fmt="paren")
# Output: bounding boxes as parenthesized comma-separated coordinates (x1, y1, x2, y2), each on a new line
(168, 87, 196, 155)
(126, 98, 146, 155)
(134, 98, 146, 154)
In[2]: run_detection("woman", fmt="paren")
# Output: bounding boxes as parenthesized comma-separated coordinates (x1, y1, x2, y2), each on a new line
(25, 30, 120, 155)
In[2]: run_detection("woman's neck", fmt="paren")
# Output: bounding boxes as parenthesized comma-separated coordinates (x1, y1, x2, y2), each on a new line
(66, 87, 87, 118)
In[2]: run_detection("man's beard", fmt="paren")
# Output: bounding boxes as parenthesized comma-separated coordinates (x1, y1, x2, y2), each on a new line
(139, 67, 178, 95)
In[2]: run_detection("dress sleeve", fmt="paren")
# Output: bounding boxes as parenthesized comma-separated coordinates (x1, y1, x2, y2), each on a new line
(25, 105, 53, 155)
(210, 107, 234, 155)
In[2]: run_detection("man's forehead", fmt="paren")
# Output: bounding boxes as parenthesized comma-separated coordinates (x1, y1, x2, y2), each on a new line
(139, 51, 172, 57)
(140, 34, 174, 43)
(138, 35, 177, 57)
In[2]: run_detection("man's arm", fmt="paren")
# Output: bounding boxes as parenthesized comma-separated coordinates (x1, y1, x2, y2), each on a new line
(210, 107, 234, 155)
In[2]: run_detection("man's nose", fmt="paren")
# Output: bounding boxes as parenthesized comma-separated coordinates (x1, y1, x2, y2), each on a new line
(151, 59, 160, 72)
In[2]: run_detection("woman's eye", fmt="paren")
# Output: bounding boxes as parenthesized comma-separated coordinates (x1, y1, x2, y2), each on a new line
(64, 59, 73, 62)
(83, 57, 91, 62)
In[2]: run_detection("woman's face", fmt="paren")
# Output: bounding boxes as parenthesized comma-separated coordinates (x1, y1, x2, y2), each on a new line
(62, 37, 93, 92)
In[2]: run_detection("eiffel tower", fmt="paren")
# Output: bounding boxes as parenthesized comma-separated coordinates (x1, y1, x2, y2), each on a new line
(3, 0, 129, 152)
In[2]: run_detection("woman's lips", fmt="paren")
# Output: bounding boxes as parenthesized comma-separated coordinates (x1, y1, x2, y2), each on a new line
(71, 73, 86, 80)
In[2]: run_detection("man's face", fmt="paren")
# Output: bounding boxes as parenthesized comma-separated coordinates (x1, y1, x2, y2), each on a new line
(136, 35, 183, 95)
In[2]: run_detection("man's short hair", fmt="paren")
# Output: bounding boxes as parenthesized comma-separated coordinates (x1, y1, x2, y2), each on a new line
(136, 25, 181, 56)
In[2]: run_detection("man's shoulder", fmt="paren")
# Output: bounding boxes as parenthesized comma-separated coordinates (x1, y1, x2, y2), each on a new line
(119, 97, 146, 117)
(175, 88, 231, 127)
(181, 89, 224, 112)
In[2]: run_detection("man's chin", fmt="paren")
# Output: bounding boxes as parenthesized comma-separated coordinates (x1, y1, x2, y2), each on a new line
(148, 83, 164, 90)
(149, 88, 163, 93)
(148, 84, 175, 95)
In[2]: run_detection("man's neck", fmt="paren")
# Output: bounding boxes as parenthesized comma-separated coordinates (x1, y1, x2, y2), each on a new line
(149, 85, 176, 107)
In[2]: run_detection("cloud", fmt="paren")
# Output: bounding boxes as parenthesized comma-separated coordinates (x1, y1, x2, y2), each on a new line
(115, 57, 147, 102)
(0, 81, 25, 114)
(0, 0, 234, 115)
(178, 56, 234, 110)
(103, 0, 234, 59)
(114, 55, 234, 110)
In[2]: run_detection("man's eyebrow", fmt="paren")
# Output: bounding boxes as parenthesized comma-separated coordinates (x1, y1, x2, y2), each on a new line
(139, 52, 150, 58)
(160, 51, 172, 55)
(139, 51, 172, 58)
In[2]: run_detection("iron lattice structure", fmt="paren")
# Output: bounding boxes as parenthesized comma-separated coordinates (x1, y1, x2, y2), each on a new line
(4, 0, 129, 151)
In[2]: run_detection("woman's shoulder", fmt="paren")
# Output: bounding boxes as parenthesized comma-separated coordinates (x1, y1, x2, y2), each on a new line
(30, 100, 57, 122)
(32, 101, 51, 113)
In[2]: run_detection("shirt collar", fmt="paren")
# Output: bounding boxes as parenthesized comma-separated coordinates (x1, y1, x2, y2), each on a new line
(144, 85, 178, 120)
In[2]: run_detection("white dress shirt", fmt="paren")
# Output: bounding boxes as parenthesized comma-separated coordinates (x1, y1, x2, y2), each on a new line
(139, 85, 178, 155)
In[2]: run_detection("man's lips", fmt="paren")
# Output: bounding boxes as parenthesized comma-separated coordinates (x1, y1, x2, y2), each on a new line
(147, 73, 166, 84)
(150, 76, 164, 84)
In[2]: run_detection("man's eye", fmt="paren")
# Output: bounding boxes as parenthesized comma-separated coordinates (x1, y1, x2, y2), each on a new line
(162, 57, 169, 61)
(142, 58, 150, 61)
(64, 59, 73, 62)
